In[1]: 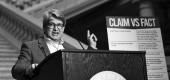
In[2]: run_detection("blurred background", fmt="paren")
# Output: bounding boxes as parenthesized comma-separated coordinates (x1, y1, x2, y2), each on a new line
(0, 0, 169, 79)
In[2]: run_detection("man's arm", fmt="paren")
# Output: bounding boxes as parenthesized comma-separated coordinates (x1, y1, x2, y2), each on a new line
(11, 43, 35, 79)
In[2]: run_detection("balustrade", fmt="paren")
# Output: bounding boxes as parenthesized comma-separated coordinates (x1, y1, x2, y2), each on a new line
(0, 2, 43, 49)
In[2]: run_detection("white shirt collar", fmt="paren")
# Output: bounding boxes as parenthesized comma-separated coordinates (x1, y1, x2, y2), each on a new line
(44, 35, 64, 53)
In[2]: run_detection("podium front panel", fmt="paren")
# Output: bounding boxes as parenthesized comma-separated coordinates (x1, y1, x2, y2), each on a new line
(62, 50, 147, 80)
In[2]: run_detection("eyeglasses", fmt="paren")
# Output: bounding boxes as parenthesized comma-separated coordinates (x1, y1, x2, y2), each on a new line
(48, 23, 64, 29)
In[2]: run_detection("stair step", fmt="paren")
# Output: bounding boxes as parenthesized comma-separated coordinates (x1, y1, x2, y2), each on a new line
(0, 72, 13, 78)
(0, 62, 15, 67)
(0, 42, 7, 45)
(0, 57, 17, 61)
(0, 46, 14, 49)
(0, 49, 18, 53)
(0, 54, 18, 58)
(0, 51, 18, 54)
(0, 44, 16, 49)
(0, 58, 17, 63)
(0, 56, 18, 58)
(0, 77, 14, 80)
(0, 45, 14, 48)
(0, 67, 11, 71)
(0, 53, 18, 57)
(0, 41, 10, 44)
(0, 48, 17, 50)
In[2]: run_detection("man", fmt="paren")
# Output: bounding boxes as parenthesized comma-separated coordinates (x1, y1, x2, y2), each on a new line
(11, 9, 97, 80)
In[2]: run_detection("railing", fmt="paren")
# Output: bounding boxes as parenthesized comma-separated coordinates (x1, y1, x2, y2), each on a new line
(0, 2, 43, 50)
(0, 6, 42, 41)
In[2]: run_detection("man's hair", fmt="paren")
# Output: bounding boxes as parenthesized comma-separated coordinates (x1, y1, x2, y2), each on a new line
(43, 9, 66, 29)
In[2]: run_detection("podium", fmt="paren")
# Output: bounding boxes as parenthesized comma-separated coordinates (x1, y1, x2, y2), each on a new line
(31, 50, 147, 80)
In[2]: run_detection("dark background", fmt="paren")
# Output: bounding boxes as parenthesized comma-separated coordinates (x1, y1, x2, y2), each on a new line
(65, 0, 170, 53)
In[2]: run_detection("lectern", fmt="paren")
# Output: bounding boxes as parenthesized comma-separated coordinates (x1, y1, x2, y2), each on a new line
(31, 50, 147, 80)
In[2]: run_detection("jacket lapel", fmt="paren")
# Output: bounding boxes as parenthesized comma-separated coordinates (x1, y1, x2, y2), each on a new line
(38, 38, 50, 56)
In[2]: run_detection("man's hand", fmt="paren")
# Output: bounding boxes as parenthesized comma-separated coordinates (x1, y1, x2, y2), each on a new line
(26, 63, 39, 77)
(87, 30, 97, 49)
(31, 63, 38, 70)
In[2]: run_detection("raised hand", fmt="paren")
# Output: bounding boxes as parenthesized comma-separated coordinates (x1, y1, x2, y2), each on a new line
(87, 30, 98, 49)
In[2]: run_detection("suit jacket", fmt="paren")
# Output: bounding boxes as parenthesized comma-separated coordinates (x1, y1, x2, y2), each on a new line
(12, 38, 94, 80)
(11, 38, 57, 80)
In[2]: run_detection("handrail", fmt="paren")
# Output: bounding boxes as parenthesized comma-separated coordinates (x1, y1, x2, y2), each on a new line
(0, 2, 43, 50)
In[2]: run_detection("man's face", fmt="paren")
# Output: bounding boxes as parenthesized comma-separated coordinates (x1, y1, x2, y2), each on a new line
(45, 17, 65, 41)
